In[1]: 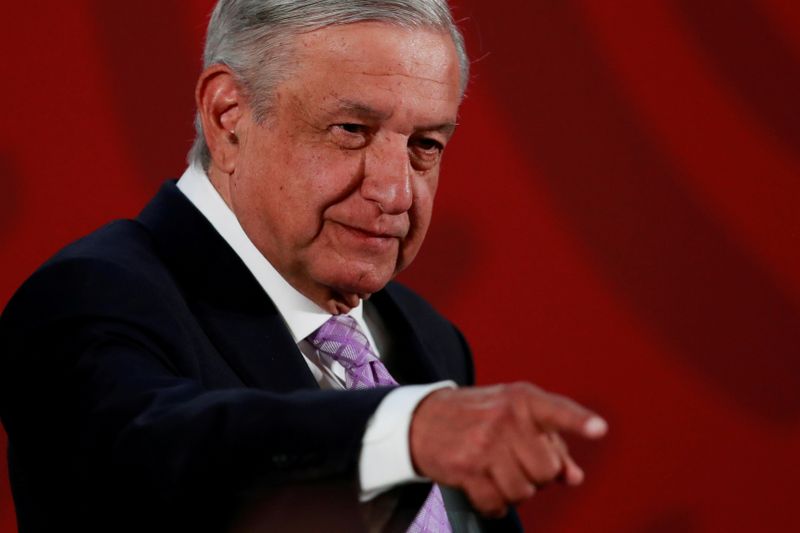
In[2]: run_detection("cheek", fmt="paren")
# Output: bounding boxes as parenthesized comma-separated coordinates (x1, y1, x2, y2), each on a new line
(400, 174, 438, 265)
(290, 152, 367, 238)
(410, 173, 438, 227)
(296, 140, 362, 185)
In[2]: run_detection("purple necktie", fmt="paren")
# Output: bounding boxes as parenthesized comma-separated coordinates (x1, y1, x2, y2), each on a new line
(308, 314, 452, 533)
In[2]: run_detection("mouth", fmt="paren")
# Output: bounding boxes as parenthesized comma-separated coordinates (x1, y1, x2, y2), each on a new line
(344, 226, 393, 239)
(335, 221, 406, 240)
(332, 221, 404, 249)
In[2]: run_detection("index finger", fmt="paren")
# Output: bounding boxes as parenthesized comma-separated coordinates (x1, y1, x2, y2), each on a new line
(525, 389, 608, 439)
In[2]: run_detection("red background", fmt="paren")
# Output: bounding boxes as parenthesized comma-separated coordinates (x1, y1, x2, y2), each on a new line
(2, 1, 799, 531)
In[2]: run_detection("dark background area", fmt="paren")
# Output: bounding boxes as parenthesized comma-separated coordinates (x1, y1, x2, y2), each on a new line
(2, 1, 799, 531)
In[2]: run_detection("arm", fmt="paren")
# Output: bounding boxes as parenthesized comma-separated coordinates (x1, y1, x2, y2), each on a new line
(0, 256, 392, 527)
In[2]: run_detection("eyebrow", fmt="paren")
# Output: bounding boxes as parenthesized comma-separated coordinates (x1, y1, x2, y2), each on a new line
(333, 99, 458, 136)
(422, 122, 458, 136)
(336, 100, 393, 121)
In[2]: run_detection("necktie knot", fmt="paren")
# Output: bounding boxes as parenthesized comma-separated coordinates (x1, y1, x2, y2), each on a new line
(308, 314, 372, 371)
(307, 314, 396, 389)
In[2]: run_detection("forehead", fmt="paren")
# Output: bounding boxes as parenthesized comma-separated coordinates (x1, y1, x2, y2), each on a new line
(279, 22, 462, 120)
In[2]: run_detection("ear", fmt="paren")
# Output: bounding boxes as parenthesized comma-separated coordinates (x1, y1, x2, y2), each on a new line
(195, 64, 245, 174)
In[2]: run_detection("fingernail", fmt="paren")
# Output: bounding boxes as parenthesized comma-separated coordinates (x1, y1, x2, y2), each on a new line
(583, 416, 608, 437)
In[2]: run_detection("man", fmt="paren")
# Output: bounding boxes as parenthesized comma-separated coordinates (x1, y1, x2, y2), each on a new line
(0, 1, 607, 531)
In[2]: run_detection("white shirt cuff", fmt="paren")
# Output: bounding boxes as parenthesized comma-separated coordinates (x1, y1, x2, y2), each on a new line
(358, 381, 457, 501)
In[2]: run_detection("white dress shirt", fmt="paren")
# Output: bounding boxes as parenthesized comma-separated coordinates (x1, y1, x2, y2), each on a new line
(176, 165, 454, 499)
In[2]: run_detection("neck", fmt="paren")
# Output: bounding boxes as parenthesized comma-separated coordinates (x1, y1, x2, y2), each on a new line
(284, 273, 366, 315)
(207, 165, 233, 206)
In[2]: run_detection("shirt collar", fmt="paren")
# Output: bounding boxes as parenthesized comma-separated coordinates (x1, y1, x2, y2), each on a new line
(175, 165, 368, 343)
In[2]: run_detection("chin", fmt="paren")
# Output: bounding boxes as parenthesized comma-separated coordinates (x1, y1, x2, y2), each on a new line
(324, 264, 394, 299)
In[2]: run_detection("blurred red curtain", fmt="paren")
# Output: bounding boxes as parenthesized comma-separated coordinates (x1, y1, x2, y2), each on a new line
(2, 1, 799, 531)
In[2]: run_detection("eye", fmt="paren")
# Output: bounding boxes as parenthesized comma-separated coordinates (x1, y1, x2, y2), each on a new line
(337, 123, 367, 134)
(409, 136, 445, 170)
(414, 138, 443, 153)
(329, 123, 370, 149)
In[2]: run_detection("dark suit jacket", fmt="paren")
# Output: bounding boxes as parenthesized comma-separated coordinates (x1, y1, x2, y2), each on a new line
(0, 182, 521, 532)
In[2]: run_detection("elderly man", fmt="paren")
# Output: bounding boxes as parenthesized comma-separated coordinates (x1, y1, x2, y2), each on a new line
(0, 1, 606, 531)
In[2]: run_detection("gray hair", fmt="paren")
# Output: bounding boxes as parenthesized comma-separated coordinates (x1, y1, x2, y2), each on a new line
(187, 0, 470, 170)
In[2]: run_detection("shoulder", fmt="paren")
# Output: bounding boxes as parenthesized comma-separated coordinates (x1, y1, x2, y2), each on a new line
(4, 219, 172, 314)
(37, 218, 167, 285)
(1, 219, 184, 357)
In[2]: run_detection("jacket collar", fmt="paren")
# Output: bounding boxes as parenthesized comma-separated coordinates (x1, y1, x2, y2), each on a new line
(138, 181, 317, 391)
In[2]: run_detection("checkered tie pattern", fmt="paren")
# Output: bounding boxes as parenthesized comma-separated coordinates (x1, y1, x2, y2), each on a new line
(308, 314, 452, 533)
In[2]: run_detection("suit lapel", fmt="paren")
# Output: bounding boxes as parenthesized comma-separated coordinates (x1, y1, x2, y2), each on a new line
(137, 181, 318, 392)
(369, 288, 448, 386)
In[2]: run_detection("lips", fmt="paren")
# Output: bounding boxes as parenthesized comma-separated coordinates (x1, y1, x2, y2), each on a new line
(334, 220, 407, 240)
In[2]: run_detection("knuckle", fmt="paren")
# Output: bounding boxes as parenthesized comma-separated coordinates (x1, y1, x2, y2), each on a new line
(449, 448, 482, 477)
(533, 456, 562, 483)
(508, 481, 535, 503)
(506, 382, 533, 405)
(524, 438, 563, 483)
(506, 381, 528, 395)
(486, 394, 516, 421)
(543, 457, 562, 480)
(513, 381, 538, 394)
(518, 381, 544, 396)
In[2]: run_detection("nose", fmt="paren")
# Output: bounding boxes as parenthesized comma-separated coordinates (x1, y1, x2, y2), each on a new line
(361, 134, 413, 214)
